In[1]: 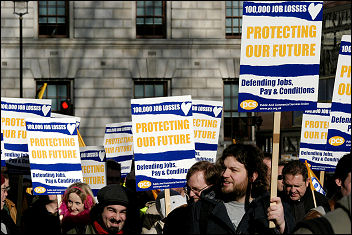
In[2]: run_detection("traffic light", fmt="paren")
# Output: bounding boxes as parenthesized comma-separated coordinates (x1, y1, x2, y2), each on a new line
(60, 99, 73, 115)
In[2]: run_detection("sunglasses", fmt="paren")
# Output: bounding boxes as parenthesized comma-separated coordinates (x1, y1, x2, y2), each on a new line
(278, 175, 283, 180)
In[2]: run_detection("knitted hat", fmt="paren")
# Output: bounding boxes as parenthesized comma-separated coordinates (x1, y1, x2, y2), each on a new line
(97, 184, 128, 207)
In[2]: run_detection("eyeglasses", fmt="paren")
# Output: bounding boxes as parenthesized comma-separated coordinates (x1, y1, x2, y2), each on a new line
(184, 185, 210, 195)
(1, 186, 10, 192)
(278, 175, 283, 180)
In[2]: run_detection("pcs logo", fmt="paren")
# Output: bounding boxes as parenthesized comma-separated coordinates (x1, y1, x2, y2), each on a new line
(138, 180, 151, 189)
(34, 186, 46, 194)
(328, 136, 345, 146)
(240, 100, 258, 110)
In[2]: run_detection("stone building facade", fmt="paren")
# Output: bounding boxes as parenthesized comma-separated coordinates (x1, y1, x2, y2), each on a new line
(1, 1, 351, 159)
(1, 1, 241, 152)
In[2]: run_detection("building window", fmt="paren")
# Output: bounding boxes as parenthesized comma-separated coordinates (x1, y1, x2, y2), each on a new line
(223, 80, 251, 142)
(36, 80, 73, 114)
(225, 1, 243, 38)
(318, 77, 335, 102)
(136, 1, 166, 38)
(134, 80, 168, 98)
(38, 1, 69, 37)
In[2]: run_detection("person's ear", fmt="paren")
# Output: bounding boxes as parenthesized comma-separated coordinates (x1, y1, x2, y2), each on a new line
(335, 178, 342, 187)
(251, 171, 258, 182)
(305, 178, 310, 187)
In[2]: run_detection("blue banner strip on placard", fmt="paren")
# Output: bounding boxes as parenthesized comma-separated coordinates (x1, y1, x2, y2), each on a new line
(135, 150, 195, 162)
(304, 109, 330, 116)
(105, 130, 132, 134)
(32, 182, 71, 195)
(1, 101, 51, 117)
(331, 103, 351, 113)
(243, 1, 323, 21)
(105, 125, 132, 134)
(80, 151, 105, 162)
(339, 40, 351, 56)
(4, 143, 28, 152)
(135, 175, 187, 192)
(30, 163, 82, 171)
(91, 189, 99, 197)
(108, 155, 133, 162)
(240, 64, 320, 77)
(131, 101, 192, 116)
(326, 130, 351, 152)
(300, 143, 327, 151)
(193, 104, 222, 118)
(195, 143, 218, 151)
(26, 121, 77, 135)
(238, 93, 317, 112)
(299, 159, 337, 172)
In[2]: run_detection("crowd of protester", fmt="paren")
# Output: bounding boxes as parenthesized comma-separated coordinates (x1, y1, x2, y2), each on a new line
(1, 144, 351, 234)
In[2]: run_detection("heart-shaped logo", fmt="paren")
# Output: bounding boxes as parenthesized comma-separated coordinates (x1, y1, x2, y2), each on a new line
(181, 102, 192, 116)
(67, 123, 76, 135)
(99, 151, 105, 161)
(42, 105, 50, 116)
(213, 107, 222, 117)
(308, 3, 322, 20)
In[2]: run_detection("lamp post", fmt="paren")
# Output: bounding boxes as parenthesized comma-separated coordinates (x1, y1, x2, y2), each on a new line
(13, 1, 28, 98)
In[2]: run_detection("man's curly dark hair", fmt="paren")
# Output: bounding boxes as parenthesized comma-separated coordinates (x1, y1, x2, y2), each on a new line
(216, 143, 268, 198)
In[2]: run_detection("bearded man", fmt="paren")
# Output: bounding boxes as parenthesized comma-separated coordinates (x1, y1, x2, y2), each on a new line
(188, 144, 295, 234)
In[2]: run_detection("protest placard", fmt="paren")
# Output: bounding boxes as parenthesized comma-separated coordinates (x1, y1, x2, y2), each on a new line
(239, 1, 323, 112)
(299, 103, 341, 172)
(103, 122, 133, 178)
(326, 35, 351, 153)
(51, 112, 81, 129)
(131, 96, 196, 191)
(80, 146, 106, 196)
(239, 2, 324, 227)
(1, 97, 51, 172)
(192, 100, 223, 163)
(26, 117, 83, 195)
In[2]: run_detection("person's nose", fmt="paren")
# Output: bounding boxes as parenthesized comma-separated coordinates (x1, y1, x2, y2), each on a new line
(222, 168, 231, 178)
(112, 212, 122, 221)
(189, 190, 197, 198)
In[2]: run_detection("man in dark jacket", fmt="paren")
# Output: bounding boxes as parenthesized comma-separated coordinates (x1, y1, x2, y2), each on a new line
(281, 160, 330, 223)
(188, 144, 295, 234)
(21, 195, 61, 234)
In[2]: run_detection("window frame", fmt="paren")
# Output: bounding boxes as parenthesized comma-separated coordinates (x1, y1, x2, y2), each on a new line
(38, 0, 69, 38)
(136, 1, 167, 39)
(223, 79, 251, 142)
(225, 1, 243, 39)
(133, 79, 169, 98)
(35, 79, 73, 115)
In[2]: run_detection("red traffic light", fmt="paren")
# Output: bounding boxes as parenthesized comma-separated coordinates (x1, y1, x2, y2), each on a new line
(60, 100, 72, 115)
(61, 101, 69, 109)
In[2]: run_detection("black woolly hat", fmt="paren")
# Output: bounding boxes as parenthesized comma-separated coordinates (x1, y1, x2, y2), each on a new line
(97, 184, 129, 207)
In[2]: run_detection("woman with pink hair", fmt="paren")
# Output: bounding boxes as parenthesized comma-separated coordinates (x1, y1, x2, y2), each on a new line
(59, 182, 96, 234)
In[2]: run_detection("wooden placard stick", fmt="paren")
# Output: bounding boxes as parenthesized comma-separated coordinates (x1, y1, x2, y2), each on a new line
(269, 112, 281, 228)
(319, 171, 325, 187)
(164, 188, 171, 217)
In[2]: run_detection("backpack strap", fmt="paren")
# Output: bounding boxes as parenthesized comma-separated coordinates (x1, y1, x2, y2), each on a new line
(295, 217, 334, 234)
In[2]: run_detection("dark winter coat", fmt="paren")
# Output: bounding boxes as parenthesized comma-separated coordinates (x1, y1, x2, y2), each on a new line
(281, 185, 330, 224)
(1, 209, 20, 235)
(188, 186, 295, 234)
(21, 202, 61, 235)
